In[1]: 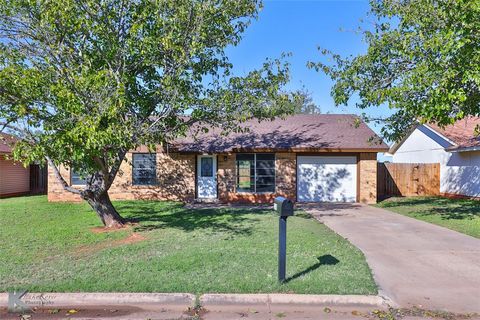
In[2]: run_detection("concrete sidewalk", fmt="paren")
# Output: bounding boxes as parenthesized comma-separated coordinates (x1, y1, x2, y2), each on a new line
(307, 203, 480, 314)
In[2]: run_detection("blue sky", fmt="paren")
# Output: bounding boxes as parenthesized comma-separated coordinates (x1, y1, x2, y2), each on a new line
(226, 0, 394, 139)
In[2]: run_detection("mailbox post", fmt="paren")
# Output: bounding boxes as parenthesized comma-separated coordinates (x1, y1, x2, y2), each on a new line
(274, 197, 294, 282)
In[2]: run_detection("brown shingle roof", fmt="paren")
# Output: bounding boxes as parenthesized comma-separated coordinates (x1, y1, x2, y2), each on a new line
(426, 117, 480, 151)
(0, 133, 18, 154)
(172, 114, 388, 153)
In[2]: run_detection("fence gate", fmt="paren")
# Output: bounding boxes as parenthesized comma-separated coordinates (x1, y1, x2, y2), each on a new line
(377, 163, 440, 199)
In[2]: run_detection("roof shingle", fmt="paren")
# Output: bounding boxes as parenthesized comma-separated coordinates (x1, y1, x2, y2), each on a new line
(426, 117, 480, 151)
(172, 114, 388, 153)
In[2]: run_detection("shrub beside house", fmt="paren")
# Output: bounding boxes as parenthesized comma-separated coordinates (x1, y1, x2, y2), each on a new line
(48, 114, 388, 204)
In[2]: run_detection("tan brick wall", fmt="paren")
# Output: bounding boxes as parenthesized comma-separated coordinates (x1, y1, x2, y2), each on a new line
(48, 165, 82, 202)
(217, 153, 235, 201)
(48, 151, 377, 204)
(357, 152, 377, 204)
(275, 153, 296, 201)
(217, 153, 296, 203)
(48, 151, 195, 202)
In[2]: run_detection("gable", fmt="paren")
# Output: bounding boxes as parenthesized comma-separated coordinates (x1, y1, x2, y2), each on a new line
(395, 125, 455, 154)
(390, 124, 455, 156)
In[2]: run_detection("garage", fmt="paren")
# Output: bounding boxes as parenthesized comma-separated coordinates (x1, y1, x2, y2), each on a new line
(297, 156, 357, 202)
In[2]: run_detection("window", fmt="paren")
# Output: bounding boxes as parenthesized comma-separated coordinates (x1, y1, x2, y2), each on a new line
(236, 154, 275, 193)
(237, 154, 255, 192)
(200, 157, 213, 177)
(132, 153, 157, 185)
(71, 170, 87, 185)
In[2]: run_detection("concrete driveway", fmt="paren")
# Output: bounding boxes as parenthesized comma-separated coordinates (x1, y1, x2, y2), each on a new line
(305, 203, 480, 314)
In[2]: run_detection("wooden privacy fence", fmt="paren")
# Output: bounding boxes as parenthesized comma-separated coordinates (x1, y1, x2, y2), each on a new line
(377, 163, 440, 198)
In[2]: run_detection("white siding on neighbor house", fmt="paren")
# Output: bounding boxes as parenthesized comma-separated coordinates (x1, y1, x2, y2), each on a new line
(392, 125, 480, 197)
(0, 155, 30, 196)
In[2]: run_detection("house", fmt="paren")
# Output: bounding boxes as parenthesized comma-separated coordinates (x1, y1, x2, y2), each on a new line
(389, 117, 480, 199)
(48, 114, 388, 204)
(0, 133, 31, 197)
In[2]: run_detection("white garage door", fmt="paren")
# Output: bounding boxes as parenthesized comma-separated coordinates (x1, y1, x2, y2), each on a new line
(297, 156, 357, 202)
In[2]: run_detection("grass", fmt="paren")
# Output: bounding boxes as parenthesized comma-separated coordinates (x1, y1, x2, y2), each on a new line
(0, 196, 376, 294)
(376, 196, 480, 238)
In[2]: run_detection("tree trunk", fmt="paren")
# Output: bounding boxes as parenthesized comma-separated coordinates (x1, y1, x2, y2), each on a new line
(85, 192, 126, 228)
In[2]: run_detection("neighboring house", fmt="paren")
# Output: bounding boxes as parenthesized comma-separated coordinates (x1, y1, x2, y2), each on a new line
(389, 117, 480, 198)
(48, 114, 388, 204)
(0, 133, 30, 197)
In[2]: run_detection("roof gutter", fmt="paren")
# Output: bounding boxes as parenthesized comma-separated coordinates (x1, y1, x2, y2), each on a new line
(447, 145, 480, 153)
(170, 147, 390, 154)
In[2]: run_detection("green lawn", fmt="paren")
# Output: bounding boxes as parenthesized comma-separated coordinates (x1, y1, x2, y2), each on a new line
(376, 197, 480, 238)
(0, 196, 376, 294)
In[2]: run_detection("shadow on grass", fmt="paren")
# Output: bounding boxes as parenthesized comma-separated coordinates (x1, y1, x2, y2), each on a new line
(284, 254, 339, 283)
(378, 197, 480, 221)
(114, 201, 269, 237)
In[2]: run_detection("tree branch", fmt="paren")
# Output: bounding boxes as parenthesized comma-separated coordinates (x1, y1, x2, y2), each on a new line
(46, 156, 82, 195)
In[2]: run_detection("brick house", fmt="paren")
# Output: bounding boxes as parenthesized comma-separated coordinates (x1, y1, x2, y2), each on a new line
(48, 114, 388, 204)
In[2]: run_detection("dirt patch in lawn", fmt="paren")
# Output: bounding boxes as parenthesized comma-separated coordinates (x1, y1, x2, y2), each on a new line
(90, 222, 139, 234)
(74, 233, 146, 256)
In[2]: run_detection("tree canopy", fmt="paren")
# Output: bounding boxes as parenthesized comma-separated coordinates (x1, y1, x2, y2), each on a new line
(290, 88, 321, 115)
(0, 0, 294, 227)
(310, 0, 480, 141)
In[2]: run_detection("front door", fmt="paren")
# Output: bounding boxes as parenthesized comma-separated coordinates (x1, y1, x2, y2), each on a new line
(197, 155, 217, 199)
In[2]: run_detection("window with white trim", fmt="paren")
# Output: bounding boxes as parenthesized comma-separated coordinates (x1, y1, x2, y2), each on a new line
(132, 153, 157, 185)
(236, 153, 275, 193)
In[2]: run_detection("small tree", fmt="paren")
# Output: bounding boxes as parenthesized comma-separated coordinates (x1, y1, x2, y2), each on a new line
(310, 0, 480, 141)
(290, 88, 321, 115)
(0, 0, 294, 228)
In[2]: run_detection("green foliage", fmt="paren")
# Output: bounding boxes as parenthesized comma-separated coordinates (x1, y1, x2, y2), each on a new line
(0, 196, 377, 294)
(310, 0, 480, 141)
(289, 88, 321, 115)
(0, 0, 293, 177)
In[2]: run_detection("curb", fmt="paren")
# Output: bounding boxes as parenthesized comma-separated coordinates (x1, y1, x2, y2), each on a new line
(200, 294, 390, 308)
(0, 292, 195, 308)
(1, 292, 391, 310)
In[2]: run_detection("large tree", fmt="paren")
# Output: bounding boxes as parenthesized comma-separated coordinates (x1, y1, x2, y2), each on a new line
(0, 0, 294, 228)
(310, 0, 480, 141)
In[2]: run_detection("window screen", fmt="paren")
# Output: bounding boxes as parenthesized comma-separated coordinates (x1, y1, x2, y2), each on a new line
(236, 154, 275, 193)
(255, 154, 275, 192)
(236, 154, 255, 192)
(132, 153, 157, 185)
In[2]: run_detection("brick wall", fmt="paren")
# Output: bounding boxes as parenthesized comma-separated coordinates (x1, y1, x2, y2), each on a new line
(48, 165, 81, 202)
(48, 151, 195, 202)
(357, 152, 377, 204)
(275, 153, 296, 201)
(48, 151, 378, 204)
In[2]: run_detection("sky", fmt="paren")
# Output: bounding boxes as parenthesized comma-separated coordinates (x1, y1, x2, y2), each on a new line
(226, 0, 394, 140)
